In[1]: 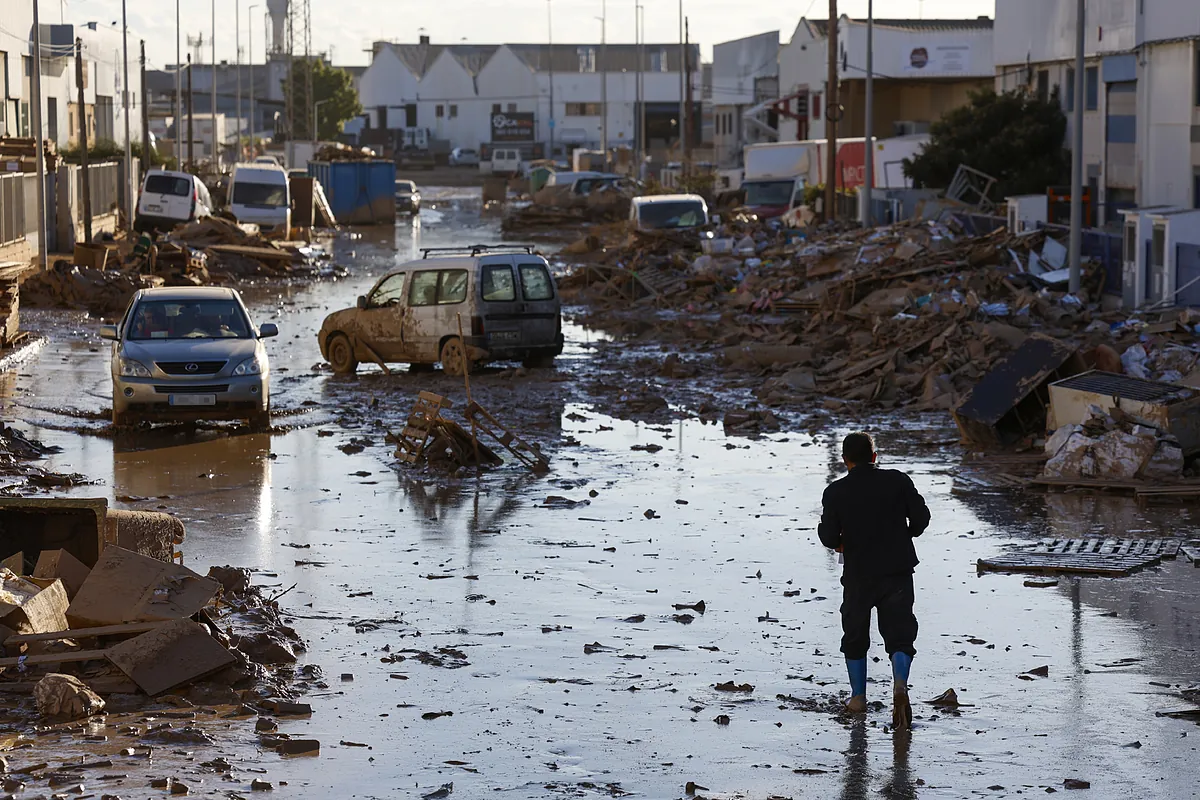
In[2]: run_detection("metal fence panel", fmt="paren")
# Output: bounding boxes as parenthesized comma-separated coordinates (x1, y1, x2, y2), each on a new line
(0, 173, 28, 246)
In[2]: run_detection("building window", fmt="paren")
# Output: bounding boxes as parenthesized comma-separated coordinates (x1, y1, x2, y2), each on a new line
(578, 47, 596, 73)
(492, 103, 501, 114)
(449, 104, 458, 118)
(436, 104, 444, 118)
(507, 103, 517, 113)
(46, 97, 57, 141)
(565, 102, 600, 116)
(1085, 66, 1099, 110)
(1036, 69, 1049, 101)
(812, 94, 821, 121)
(1065, 67, 1075, 111)
(650, 49, 667, 73)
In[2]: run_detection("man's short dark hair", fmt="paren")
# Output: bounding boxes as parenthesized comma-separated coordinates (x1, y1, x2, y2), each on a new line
(842, 432, 875, 466)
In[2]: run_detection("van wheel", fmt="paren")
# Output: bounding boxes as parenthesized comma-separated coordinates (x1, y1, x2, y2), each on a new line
(440, 337, 469, 377)
(327, 334, 359, 375)
(523, 355, 555, 369)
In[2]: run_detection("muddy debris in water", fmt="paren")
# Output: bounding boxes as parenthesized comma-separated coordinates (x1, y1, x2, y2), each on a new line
(926, 688, 971, 709)
(32, 674, 105, 721)
(714, 681, 754, 693)
(1063, 778, 1092, 790)
(421, 782, 455, 799)
(672, 600, 707, 614)
(421, 711, 454, 721)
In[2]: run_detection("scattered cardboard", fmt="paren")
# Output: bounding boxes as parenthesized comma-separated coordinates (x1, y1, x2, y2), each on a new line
(107, 618, 237, 696)
(0, 576, 69, 635)
(33, 549, 91, 600)
(67, 546, 219, 628)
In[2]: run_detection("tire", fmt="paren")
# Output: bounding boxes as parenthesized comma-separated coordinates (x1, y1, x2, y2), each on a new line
(440, 337, 469, 377)
(327, 333, 359, 375)
(249, 408, 272, 432)
(523, 355, 556, 369)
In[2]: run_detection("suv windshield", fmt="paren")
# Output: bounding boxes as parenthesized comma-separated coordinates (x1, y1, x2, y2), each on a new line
(145, 174, 191, 197)
(639, 201, 706, 229)
(128, 299, 252, 340)
(232, 182, 287, 207)
(744, 180, 796, 207)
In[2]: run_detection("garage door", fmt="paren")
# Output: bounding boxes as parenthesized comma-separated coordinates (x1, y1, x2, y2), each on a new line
(1177, 243, 1200, 307)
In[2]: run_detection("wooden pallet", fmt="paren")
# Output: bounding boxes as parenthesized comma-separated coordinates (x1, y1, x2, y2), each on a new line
(392, 392, 453, 465)
(951, 471, 1031, 493)
(464, 401, 549, 473)
(978, 538, 1182, 577)
(633, 265, 688, 298)
(1181, 542, 1200, 567)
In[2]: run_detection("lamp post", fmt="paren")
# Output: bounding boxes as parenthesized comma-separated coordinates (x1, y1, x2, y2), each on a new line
(863, 0, 873, 227)
(248, 4, 259, 157)
(211, 0, 217, 170)
(313, 98, 332, 148)
(121, 0, 133, 225)
(235, 0, 242, 160)
(547, 0, 554, 160)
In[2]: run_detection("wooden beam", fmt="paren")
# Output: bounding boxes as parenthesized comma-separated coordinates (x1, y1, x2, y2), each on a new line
(4, 621, 165, 646)
(0, 649, 110, 668)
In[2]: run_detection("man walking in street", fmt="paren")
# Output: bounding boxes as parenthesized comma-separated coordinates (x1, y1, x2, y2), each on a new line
(818, 432, 930, 730)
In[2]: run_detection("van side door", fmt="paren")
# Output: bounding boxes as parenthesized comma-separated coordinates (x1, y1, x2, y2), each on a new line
(402, 268, 471, 363)
(513, 257, 560, 347)
(357, 272, 409, 360)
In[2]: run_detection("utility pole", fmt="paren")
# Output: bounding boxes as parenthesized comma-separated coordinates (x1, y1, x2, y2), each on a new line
(683, 18, 692, 177)
(140, 41, 151, 176)
(600, 0, 607, 169)
(75, 37, 92, 244)
(547, 0, 555, 160)
(863, 0, 874, 228)
(122, 0, 133, 227)
(186, 55, 194, 171)
(175, 0, 181, 166)
(32, 0, 47, 268)
(635, 1, 643, 167)
(249, 5, 259, 156)
(211, 0, 218, 170)
(1068, 0, 1085, 293)
(824, 0, 839, 222)
(678, 0, 684, 167)
(236, 0, 243, 160)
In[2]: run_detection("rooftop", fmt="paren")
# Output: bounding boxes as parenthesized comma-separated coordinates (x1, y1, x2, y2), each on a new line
(806, 15, 994, 37)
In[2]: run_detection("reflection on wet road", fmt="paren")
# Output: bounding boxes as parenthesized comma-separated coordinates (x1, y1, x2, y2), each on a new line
(3, 190, 1199, 799)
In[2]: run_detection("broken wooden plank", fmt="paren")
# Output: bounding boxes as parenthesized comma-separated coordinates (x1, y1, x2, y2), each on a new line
(107, 619, 236, 696)
(67, 546, 219, 628)
(0, 648, 109, 668)
(4, 621, 166, 645)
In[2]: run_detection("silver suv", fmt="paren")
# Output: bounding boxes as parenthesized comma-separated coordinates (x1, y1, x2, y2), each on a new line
(101, 287, 278, 429)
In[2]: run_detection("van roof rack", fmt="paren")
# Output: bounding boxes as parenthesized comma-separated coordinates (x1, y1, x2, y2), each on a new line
(419, 244, 537, 259)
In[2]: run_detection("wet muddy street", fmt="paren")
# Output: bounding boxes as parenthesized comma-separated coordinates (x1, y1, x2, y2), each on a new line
(5, 190, 1200, 799)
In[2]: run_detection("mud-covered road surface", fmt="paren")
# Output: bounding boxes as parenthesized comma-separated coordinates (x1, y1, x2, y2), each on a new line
(4, 190, 1200, 799)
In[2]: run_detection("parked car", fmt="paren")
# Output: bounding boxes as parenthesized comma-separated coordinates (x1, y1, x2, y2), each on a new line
(450, 147, 481, 167)
(135, 170, 213, 233)
(489, 148, 523, 178)
(395, 180, 421, 215)
(228, 162, 291, 236)
(101, 286, 278, 429)
(630, 194, 709, 231)
(317, 244, 563, 376)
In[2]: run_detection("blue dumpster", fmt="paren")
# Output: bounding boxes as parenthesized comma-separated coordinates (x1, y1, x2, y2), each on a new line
(308, 160, 396, 225)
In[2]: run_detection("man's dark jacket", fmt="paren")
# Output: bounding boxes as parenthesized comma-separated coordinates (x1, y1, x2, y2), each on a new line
(818, 464, 930, 581)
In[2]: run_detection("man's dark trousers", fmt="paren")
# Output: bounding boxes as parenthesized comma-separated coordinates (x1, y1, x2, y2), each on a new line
(840, 572, 917, 660)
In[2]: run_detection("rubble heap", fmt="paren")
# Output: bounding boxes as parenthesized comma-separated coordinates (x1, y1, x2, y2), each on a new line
(1043, 405, 1187, 481)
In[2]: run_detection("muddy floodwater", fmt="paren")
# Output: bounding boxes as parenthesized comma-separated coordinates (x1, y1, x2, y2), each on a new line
(5, 190, 1200, 799)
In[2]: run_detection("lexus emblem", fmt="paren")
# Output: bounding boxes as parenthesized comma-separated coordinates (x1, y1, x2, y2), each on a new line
(185, 363, 199, 372)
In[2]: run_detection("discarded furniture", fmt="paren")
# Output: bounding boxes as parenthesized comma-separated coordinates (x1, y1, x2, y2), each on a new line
(1047, 371, 1200, 455)
(464, 401, 550, 473)
(393, 392, 454, 465)
(953, 334, 1087, 446)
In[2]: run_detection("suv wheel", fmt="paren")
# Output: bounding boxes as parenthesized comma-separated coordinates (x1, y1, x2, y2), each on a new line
(327, 334, 359, 375)
(440, 337, 469, 377)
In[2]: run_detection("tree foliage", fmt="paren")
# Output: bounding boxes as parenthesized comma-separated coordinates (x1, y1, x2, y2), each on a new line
(280, 59, 362, 141)
(904, 89, 1069, 200)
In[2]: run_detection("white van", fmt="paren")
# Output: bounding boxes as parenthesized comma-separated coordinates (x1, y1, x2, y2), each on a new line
(135, 170, 213, 233)
(228, 162, 291, 236)
(630, 194, 710, 231)
(490, 148, 523, 178)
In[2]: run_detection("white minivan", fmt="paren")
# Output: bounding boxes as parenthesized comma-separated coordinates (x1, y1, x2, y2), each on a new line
(228, 162, 291, 236)
(135, 170, 213, 233)
(490, 148, 523, 178)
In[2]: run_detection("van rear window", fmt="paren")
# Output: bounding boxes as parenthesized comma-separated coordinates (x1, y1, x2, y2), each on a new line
(518, 263, 554, 301)
(144, 175, 191, 197)
(482, 265, 516, 302)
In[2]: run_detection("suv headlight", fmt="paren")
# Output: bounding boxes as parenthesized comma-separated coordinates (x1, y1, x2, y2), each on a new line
(233, 355, 265, 376)
(118, 357, 152, 378)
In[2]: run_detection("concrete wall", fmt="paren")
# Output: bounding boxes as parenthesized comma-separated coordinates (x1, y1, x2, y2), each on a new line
(711, 31, 779, 107)
(1142, 41, 1197, 208)
(778, 20, 827, 143)
(993, 0, 1135, 67)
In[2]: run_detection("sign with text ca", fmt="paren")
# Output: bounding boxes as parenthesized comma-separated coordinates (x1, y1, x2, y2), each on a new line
(491, 112, 536, 142)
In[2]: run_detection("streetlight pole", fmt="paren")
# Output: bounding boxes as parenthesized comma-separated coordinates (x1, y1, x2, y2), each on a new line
(863, 0, 874, 227)
(236, 0, 242, 160)
(1068, 0, 1085, 293)
(598, 1, 607, 168)
(31, 0, 47, 268)
(121, 0, 133, 227)
(211, 0, 218, 170)
(313, 98, 331, 148)
(249, 4, 259, 157)
(175, 0, 181, 164)
(547, 0, 555, 160)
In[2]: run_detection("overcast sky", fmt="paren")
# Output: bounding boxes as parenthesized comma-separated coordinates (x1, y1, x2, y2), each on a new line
(55, 0, 994, 70)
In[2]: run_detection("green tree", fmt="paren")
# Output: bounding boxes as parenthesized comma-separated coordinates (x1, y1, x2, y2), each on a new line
(904, 89, 1069, 200)
(280, 59, 362, 141)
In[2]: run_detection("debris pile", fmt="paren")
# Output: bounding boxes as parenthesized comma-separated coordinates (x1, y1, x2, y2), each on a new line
(313, 142, 378, 161)
(1043, 406, 1187, 481)
(22, 261, 164, 316)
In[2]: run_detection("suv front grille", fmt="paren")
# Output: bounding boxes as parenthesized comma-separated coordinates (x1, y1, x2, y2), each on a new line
(156, 360, 226, 375)
(154, 384, 229, 394)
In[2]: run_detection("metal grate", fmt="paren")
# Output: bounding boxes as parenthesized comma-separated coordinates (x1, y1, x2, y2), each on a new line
(153, 384, 229, 394)
(156, 361, 227, 375)
(1052, 371, 1196, 403)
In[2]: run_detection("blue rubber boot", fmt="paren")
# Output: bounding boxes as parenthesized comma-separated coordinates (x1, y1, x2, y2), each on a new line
(891, 652, 913, 730)
(845, 658, 867, 713)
